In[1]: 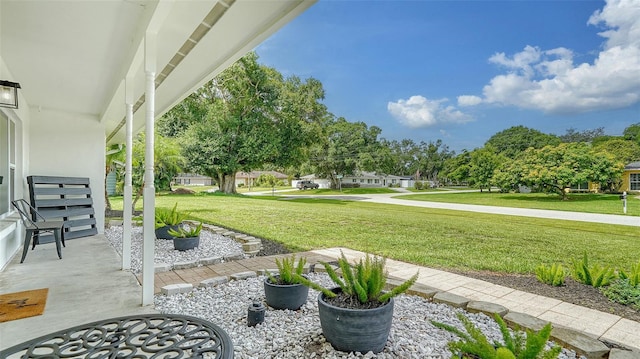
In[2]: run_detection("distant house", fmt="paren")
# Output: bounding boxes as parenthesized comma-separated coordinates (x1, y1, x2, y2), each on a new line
(174, 173, 214, 186)
(342, 171, 409, 187)
(236, 171, 288, 187)
(621, 161, 640, 192)
(297, 172, 411, 188)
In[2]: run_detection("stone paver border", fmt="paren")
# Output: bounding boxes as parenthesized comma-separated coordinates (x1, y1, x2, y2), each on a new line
(160, 259, 639, 359)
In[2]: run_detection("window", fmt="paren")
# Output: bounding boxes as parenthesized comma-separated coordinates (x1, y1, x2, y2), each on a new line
(0, 112, 16, 215)
(374, 179, 379, 184)
(367, 179, 372, 184)
(631, 173, 640, 191)
(352, 179, 356, 183)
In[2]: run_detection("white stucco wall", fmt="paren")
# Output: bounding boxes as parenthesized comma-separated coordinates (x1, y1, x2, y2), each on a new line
(0, 55, 32, 269)
(29, 109, 105, 234)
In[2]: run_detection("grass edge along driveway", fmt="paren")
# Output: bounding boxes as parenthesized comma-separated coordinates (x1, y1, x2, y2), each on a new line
(398, 191, 640, 216)
(110, 193, 639, 274)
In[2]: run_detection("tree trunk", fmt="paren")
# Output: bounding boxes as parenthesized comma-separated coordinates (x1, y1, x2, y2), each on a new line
(217, 172, 237, 194)
(104, 168, 112, 210)
(132, 184, 144, 209)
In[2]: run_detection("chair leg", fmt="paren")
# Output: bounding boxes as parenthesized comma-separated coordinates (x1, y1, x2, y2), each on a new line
(20, 230, 34, 263)
(54, 229, 63, 259)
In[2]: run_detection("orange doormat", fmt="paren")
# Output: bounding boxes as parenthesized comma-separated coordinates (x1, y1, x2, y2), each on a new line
(0, 288, 48, 323)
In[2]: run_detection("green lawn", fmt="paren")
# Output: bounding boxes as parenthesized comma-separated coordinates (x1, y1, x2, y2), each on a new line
(110, 193, 640, 274)
(399, 192, 640, 216)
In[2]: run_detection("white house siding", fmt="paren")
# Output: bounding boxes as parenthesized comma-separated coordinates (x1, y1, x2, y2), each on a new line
(29, 109, 106, 234)
(0, 59, 30, 269)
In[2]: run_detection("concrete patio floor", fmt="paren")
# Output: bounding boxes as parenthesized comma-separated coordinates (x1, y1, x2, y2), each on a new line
(0, 235, 156, 349)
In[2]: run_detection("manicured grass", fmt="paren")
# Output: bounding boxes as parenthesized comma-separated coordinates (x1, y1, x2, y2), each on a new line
(399, 192, 640, 216)
(109, 193, 640, 274)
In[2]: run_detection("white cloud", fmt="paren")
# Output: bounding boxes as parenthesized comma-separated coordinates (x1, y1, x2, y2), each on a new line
(387, 95, 473, 128)
(457, 95, 483, 106)
(467, 0, 640, 114)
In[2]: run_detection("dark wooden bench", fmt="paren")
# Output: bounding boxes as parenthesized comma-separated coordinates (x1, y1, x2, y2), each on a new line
(27, 175, 98, 242)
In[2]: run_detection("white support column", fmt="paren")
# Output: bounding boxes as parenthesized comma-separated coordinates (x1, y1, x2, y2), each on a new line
(142, 32, 157, 306)
(122, 76, 134, 270)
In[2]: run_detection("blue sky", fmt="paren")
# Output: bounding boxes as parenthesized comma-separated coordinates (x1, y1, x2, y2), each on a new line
(255, 0, 640, 153)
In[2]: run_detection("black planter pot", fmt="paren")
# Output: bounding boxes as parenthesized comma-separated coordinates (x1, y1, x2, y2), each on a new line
(173, 236, 200, 251)
(263, 276, 309, 310)
(155, 225, 180, 239)
(318, 288, 394, 353)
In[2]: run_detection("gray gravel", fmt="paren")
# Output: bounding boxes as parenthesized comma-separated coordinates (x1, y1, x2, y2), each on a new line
(104, 224, 245, 274)
(154, 273, 584, 359)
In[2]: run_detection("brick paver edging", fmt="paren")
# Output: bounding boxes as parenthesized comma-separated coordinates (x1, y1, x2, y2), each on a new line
(159, 265, 637, 359)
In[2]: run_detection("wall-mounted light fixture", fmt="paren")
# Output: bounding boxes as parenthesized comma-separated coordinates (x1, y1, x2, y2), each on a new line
(0, 80, 21, 109)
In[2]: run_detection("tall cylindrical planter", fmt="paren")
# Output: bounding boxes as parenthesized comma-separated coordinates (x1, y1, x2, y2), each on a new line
(155, 225, 180, 239)
(264, 276, 309, 310)
(318, 288, 394, 353)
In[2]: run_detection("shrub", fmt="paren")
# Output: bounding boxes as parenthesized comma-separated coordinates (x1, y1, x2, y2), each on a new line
(266, 254, 307, 285)
(414, 181, 424, 190)
(167, 222, 202, 238)
(600, 279, 640, 310)
(618, 260, 640, 287)
(296, 251, 418, 304)
(431, 313, 561, 359)
(535, 264, 566, 286)
(570, 253, 615, 288)
(155, 202, 187, 228)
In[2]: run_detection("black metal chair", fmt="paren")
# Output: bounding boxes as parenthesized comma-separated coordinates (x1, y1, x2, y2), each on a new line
(11, 199, 65, 263)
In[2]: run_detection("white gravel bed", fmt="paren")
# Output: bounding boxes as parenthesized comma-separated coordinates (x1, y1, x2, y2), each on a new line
(154, 273, 584, 359)
(105, 225, 245, 274)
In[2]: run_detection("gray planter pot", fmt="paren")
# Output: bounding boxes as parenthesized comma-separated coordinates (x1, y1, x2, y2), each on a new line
(263, 276, 309, 310)
(173, 236, 200, 251)
(318, 288, 394, 353)
(155, 225, 180, 239)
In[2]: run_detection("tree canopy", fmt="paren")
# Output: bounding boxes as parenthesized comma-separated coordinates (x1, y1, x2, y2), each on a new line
(494, 143, 623, 199)
(486, 125, 560, 159)
(178, 52, 327, 193)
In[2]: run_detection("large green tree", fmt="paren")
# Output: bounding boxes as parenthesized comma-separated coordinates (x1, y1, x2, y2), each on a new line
(180, 52, 326, 193)
(593, 138, 640, 165)
(415, 139, 453, 184)
(559, 127, 604, 143)
(468, 146, 504, 192)
(623, 123, 640, 143)
(494, 143, 623, 200)
(442, 149, 471, 185)
(305, 117, 382, 189)
(486, 125, 560, 159)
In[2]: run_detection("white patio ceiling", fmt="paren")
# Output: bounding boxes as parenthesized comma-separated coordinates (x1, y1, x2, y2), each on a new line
(0, 0, 315, 144)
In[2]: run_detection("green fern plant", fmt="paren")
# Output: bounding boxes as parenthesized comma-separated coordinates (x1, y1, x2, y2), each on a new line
(570, 253, 615, 288)
(431, 313, 561, 359)
(266, 254, 307, 285)
(535, 264, 566, 286)
(155, 202, 188, 228)
(167, 222, 202, 238)
(618, 260, 640, 287)
(295, 251, 418, 304)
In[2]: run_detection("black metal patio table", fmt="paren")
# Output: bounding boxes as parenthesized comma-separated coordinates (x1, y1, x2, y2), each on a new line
(0, 314, 233, 358)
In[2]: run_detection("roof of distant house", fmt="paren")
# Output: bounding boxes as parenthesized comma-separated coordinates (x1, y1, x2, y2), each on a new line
(624, 161, 640, 170)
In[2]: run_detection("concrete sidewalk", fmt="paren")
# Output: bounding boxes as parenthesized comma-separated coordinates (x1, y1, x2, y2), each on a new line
(362, 193, 640, 227)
